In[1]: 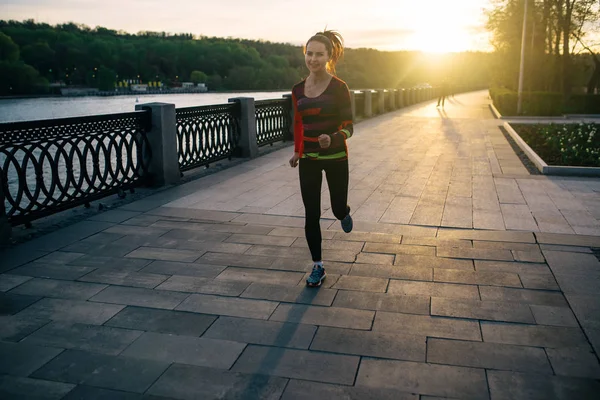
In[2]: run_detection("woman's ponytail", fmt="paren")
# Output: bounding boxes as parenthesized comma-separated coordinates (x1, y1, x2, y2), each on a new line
(306, 29, 345, 75)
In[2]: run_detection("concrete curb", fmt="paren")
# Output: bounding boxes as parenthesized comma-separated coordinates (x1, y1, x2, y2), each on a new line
(489, 103, 502, 119)
(503, 121, 600, 177)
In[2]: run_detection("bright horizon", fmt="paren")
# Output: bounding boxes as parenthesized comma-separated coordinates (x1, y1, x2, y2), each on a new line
(1, 0, 493, 53)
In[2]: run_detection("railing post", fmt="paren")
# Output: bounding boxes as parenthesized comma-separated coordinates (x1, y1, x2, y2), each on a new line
(398, 89, 404, 108)
(378, 90, 385, 114)
(282, 94, 294, 142)
(229, 97, 258, 159)
(136, 102, 180, 186)
(363, 90, 372, 118)
(390, 89, 396, 110)
(0, 174, 11, 245)
(349, 91, 356, 121)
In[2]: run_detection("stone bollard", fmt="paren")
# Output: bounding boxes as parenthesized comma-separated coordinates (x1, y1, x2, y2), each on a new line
(135, 102, 180, 187)
(349, 91, 356, 121)
(0, 173, 11, 245)
(282, 94, 295, 141)
(390, 89, 396, 110)
(363, 90, 372, 118)
(397, 89, 404, 108)
(378, 90, 385, 114)
(229, 97, 258, 159)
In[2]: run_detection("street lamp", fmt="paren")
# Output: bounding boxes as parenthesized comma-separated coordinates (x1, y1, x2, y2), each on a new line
(517, 0, 529, 115)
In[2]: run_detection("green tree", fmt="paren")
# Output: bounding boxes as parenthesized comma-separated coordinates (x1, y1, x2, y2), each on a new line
(0, 31, 19, 62)
(0, 61, 48, 95)
(96, 65, 117, 90)
(190, 70, 207, 84)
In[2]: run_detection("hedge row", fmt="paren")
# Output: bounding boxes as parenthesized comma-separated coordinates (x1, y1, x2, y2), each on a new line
(489, 88, 600, 116)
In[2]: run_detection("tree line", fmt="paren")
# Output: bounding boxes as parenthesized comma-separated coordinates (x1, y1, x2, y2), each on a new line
(0, 20, 493, 96)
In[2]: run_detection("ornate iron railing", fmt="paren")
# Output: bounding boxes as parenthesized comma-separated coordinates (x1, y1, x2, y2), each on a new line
(176, 103, 241, 171)
(0, 111, 152, 226)
(255, 98, 291, 146)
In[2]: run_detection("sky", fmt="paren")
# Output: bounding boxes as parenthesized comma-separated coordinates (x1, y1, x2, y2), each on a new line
(1, 0, 494, 52)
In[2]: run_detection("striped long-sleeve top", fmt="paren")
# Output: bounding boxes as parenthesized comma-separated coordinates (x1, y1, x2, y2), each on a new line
(292, 76, 354, 160)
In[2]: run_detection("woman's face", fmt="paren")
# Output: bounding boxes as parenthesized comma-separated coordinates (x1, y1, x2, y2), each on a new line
(305, 40, 329, 74)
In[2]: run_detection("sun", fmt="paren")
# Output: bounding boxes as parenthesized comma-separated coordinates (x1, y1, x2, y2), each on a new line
(410, 29, 473, 53)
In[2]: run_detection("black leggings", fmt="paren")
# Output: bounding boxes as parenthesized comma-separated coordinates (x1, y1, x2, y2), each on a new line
(299, 158, 349, 262)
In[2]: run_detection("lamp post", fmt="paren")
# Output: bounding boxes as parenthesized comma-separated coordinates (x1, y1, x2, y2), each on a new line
(517, 0, 529, 115)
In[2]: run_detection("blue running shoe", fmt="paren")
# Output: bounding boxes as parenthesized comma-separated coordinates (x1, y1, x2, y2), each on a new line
(306, 265, 326, 287)
(341, 206, 353, 233)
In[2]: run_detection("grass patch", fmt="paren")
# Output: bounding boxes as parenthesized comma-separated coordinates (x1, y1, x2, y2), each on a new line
(510, 123, 600, 167)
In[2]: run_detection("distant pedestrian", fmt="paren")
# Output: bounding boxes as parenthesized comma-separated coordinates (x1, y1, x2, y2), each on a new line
(437, 79, 449, 107)
(288, 29, 353, 287)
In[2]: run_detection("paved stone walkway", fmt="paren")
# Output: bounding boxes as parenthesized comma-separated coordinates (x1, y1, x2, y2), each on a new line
(1, 91, 600, 399)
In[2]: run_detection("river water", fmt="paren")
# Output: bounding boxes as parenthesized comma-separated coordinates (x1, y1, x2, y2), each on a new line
(0, 91, 291, 123)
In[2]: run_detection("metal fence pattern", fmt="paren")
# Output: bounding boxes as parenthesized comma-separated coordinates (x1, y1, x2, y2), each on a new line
(255, 98, 291, 146)
(176, 103, 241, 171)
(0, 111, 152, 226)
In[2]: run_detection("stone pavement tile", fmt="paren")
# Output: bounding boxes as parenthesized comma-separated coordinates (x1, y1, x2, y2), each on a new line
(147, 364, 288, 400)
(0, 341, 62, 376)
(333, 231, 401, 243)
(0, 375, 74, 400)
(160, 229, 232, 243)
(530, 305, 579, 327)
(61, 240, 143, 258)
(436, 247, 513, 261)
(143, 237, 251, 255)
(431, 297, 535, 323)
(438, 228, 535, 243)
(270, 304, 374, 330)
(388, 280, 479, 299)
(363, 242, 435, 256)
(536, 232, 600, 247)
(78, 270, 168, 289)
(473, 209, 506, 230)
(215, 267, 305, 286)
(434, 269, 522, 287)
(292, 238, 366, 253)
(0, 274, 32, 291)
(394, 254, 474, 270)
(36, 252, 86, 265)
(427, 338, 552, 374)
(199, 252, 276, 269)
(281, 379, 417, 400)
(333, 291, 430, 314)
(572, 225, 600, 235)
(125, 247, 205, 263)
(566, 294, 600, 328)
(61, 386, 150, 399)
(487, 370, 600, 400)
(148, 219, 240, 232)
(332, 275, 389, 292)
(79, 232, 125, 244)
(8, 263, 96, 280)
(441, 204, 473, 229)
(479, 286, 568, 307)
(373, 312, 482, 341)
(474, 260, 550, 275)
(67, 255, 151, 270)
(355, 252, 394, 264)
(311, 326, 426, 361)
(241, 283, 337, 306)
(501, 204, 539, 231)
(231, 345, 360, 385)
(543, 250, 600, 276)
(355, 358, 489, 399)
(539, 244, 593, 253)
(519, 273, 560, 290)
(473, 241, 539, 252)
(0, 247, 48, 274)
(105, 306, 216, 336)
(546, 347, 600, 379)
(121, 331, 245, 369)
(350, 263, 433, 281)
(269, 259, 351, 274)
(0, 315, 49, 342)
(226, 233, 295, 247)
(17, 298, 124, 325)
(176, 293, 278, 320)
(553, 274, 600, 295)
(139, 260, 225, 278)
(512, 250, 546, 263)
(401, 236, 472, 248)
(481, 322, 589, 348)
(32, 349, 168, 393)
(10, 278, 107, 300)
(17, 220, 115, 253)
(203, 316, 316, 349)
(0, 292, 41, 315)
(88, 210, 141, 223)
(23, 322, 142, 355)
(156, 276, 249, 296)
(90, 286, 189, 310)
(103, 225, 170, 237)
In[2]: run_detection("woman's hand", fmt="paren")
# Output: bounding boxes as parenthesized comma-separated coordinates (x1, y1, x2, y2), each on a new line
(318, 134, 331, 149)
(289, 152, 300, 168)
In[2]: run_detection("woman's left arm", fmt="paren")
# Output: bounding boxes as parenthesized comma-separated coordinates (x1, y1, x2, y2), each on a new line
(328, 82, 354, 147)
